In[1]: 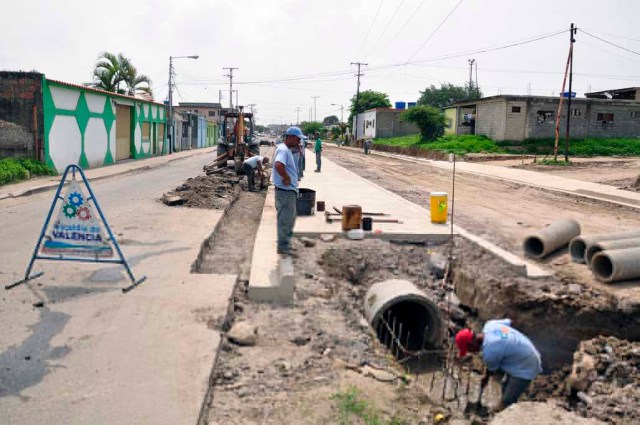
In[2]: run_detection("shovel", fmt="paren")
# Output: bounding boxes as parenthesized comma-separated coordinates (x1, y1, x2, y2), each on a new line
(464, 378, 488, 417)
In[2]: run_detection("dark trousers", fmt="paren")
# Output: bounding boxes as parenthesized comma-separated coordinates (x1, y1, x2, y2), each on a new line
(275, 189, 297, 253)
(243, 163, 256, 189)
(315, 151, 321, 171)
(501, 375, 532, 408)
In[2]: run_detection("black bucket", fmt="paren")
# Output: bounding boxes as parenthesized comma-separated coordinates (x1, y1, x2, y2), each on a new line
(296, 188, 316, 216)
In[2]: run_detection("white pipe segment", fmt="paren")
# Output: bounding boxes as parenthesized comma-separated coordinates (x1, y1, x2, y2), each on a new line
(523, 219, 581, 259)
(585, 237, 640, 267)
(569, 230, 640, 263)
(591, 247, 640, 283)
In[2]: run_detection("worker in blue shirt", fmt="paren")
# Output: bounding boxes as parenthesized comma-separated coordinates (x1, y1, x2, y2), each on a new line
(455, 319, 542, 409)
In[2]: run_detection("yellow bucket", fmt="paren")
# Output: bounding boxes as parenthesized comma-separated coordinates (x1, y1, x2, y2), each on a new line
(430, 192, 448, 224)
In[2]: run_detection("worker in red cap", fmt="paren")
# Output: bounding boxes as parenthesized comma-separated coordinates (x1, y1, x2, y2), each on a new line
(455, 319, 542, 410)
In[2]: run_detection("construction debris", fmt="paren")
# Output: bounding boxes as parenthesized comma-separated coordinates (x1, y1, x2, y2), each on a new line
(161, 171, 241, 209)
(568, 336, 640, 423)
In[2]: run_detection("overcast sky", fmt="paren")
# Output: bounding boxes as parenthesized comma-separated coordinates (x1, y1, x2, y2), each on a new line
(2, 0, 639, 124)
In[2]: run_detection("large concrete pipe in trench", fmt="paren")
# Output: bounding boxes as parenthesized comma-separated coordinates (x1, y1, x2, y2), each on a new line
(523, 219, 581, 259)
(591, 247, 640, 283)
(569, 230, 640, 263)
(364, 279, 443, 357)
(585, 237, 640, 267)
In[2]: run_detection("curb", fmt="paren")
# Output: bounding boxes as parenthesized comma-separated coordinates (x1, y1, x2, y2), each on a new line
(0, 148, 214, 202)
(329, 144, 640, 211)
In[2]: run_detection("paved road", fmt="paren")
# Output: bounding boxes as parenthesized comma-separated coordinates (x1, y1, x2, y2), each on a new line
(0, 152, 236, 424)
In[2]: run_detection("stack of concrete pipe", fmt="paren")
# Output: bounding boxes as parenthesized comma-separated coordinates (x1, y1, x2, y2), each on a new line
(569, 231, 640, 283)
(523, 220, 640, 283)
(523, 219, 581, 259)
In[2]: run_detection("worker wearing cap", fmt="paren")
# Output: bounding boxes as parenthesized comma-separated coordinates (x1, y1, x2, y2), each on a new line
(455, 319, 542, 409)
(243, 156, 269, 192)
(314, 132, 322, 172)
(273, 126, 301, 255)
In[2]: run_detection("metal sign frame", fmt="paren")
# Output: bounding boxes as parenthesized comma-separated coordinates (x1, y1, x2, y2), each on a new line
(6, 164, 146, 293)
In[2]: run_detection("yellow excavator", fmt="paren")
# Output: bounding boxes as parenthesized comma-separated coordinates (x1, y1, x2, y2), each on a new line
(205, 106, 260, 174)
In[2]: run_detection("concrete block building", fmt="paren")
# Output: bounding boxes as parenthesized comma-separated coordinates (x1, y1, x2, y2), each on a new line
(353, 108, 419, 139)
(1, 71, 168, 173)
(444, 93, 640, 141)
(174, 102, 223, 124)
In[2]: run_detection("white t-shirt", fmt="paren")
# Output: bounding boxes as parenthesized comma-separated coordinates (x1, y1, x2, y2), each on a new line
(244, 156, 263, 169)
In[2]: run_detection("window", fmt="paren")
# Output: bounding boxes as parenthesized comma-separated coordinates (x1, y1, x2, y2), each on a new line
(536, 111, 555, 124)
(142, 122, 150, 140)
(596, 113, 614, 128)
(571, 109, 581, 116)
(631, 111, 640, 118)
(511, 106, 521, 113)
(193, 109, 199, 113)
(208, 111, 216, 117)
(446, 118, 453, 128)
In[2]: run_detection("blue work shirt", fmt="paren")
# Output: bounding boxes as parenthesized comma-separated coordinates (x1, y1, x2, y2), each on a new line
(482, 319, 542, 380)
(272, 143, 299, 192)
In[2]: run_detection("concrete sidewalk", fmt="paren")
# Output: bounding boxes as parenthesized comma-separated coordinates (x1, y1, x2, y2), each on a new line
(0, 147, 216, 201)
(334, 144, 640, 210)
(248, 154, 549, 302)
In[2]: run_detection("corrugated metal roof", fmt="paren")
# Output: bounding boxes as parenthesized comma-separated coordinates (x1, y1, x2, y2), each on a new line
(47, 78, 165, 106)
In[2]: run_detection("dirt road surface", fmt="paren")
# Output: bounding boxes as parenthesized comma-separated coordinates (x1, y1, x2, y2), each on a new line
(324, 147, 640, 302)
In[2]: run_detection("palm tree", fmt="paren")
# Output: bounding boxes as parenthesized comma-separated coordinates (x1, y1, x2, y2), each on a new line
(89, 52, 153, 98)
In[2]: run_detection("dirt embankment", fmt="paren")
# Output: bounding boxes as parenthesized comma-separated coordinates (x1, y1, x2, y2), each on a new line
(162, 171, 242, 209)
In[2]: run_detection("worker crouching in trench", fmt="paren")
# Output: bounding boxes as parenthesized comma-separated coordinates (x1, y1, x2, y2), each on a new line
(243, 156, 270, 192)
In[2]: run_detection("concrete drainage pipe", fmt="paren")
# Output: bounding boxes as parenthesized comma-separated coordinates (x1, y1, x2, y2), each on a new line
(364, 279, 443, 358)
(523, 219, 581, 259)
(585, 237, 640, 267)
(591, 247, 640, 283)
(569, 231, 640, 263)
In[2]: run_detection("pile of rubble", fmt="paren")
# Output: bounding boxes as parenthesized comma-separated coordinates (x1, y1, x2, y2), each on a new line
(569, 336, 640, 423)
(161, 171, 241, 209)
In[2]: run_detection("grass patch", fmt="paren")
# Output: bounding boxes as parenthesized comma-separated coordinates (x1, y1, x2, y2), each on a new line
(535, 159, 573, 166)
(498, 138, 640, 157)
(373, 134, 502, 155)
(332, 387, 406, 425)
(0, 158, 56, 186)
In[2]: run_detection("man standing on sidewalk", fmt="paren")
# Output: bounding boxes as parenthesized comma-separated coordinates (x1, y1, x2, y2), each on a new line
(273, 127, 301, 255)
(314, 132, 322, 172)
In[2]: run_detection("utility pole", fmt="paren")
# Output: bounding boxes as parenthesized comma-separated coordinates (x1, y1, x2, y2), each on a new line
(223, 67, 238, 111)
(351, 62, 367, 140)
(468, 59, 476, 96)
(247, 103, 256, 114)
(168, 55, 198, 154)
(564, 23, 577, 162)
(311, 96, 320, 122)
(295, 107, 301, 124)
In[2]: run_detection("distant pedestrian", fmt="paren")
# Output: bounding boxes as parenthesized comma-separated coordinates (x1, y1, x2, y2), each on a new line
(243, 156, 269, 191)
(364, 139, 372, 155)
(273, 126, 302, 255)
(455, 319, 542, 410)
(314, 132, 322, 172)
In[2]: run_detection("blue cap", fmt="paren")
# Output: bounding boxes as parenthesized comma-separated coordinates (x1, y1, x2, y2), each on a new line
(284, 126, 304, 138)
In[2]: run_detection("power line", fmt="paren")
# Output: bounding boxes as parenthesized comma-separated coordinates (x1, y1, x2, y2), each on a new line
(405, 0, 465, 63)
(581, 29, 640, 56)
(355, 0, 385, 58)
(363, 0, 409, 59)
(580, 28, 640, 43)
(373, 0, 430, 60)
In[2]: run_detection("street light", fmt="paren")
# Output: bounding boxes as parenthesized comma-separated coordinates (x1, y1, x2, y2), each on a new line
(168, 55, 199, 154)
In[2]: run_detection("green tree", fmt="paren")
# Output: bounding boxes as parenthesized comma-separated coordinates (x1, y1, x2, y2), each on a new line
(417, 83, 482, 109)
(348, 90, 391, 129)
(400, 105, 446, 141)
(301, 121, 323, 135)
(89, 52, 152, 97)
(322, 115, 339, 126)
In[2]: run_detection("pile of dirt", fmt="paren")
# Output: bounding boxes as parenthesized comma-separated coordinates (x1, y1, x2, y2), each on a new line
(162, 172, 241, 209)
(568, 336, 640, 423)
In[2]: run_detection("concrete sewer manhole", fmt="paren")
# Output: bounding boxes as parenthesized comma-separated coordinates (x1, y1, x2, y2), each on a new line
(364, 279, 444, 367)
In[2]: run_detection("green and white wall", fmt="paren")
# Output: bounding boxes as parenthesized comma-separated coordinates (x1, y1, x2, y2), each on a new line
(42, 79, 167, 173)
